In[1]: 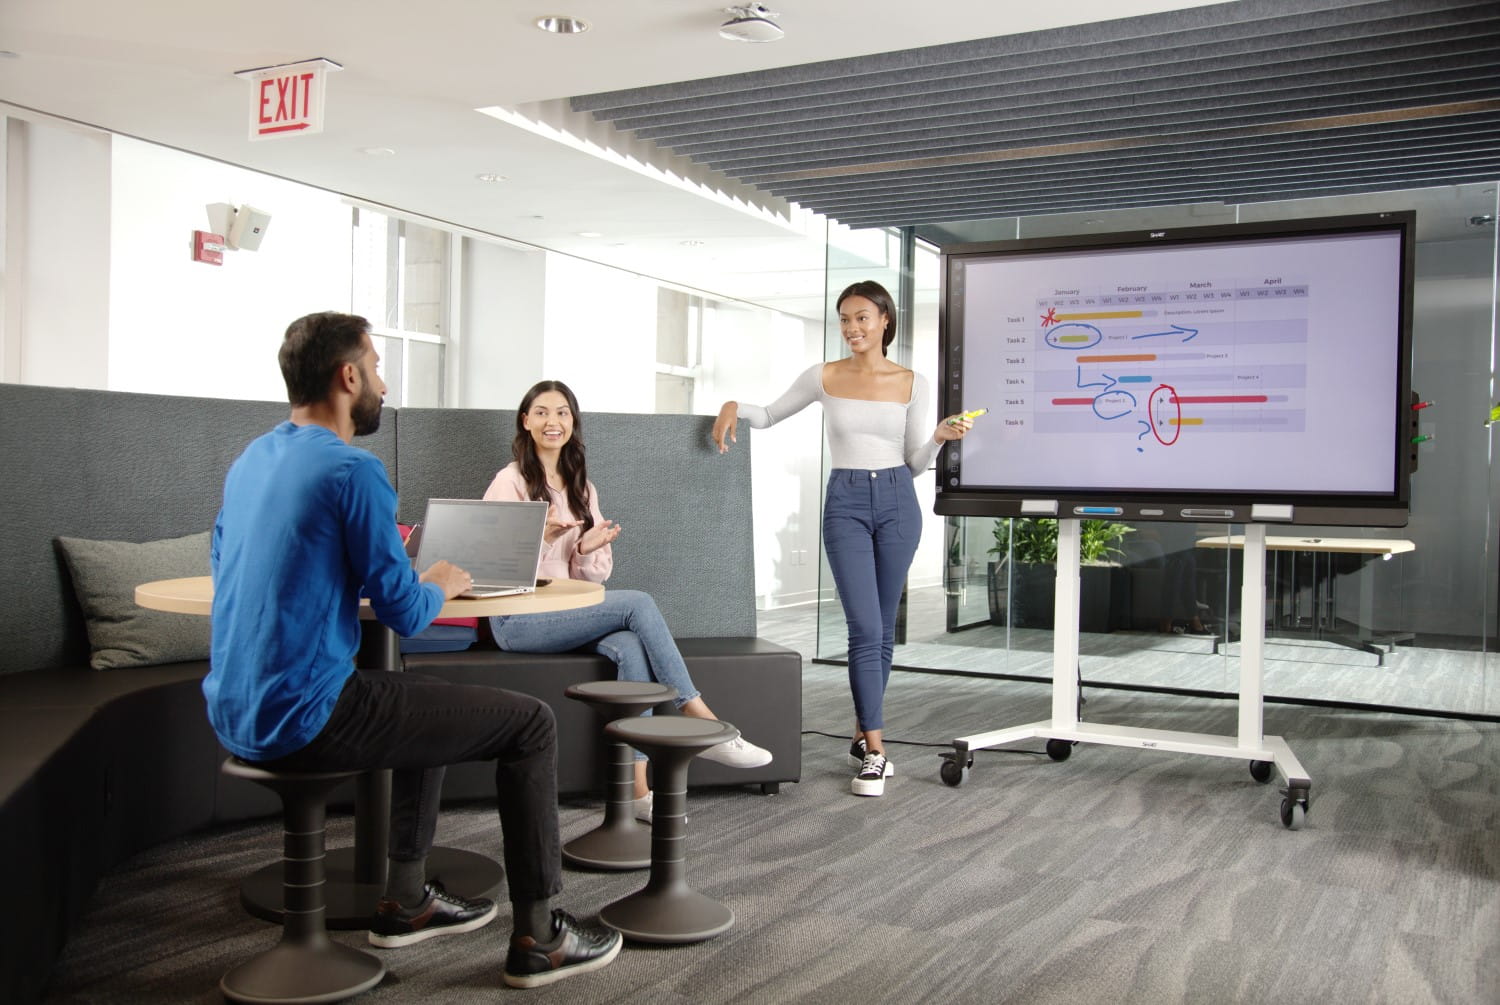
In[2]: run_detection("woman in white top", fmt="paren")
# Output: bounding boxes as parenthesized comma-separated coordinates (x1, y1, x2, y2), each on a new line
(713, 281, 972, 797)
(486, 380, 771, 822)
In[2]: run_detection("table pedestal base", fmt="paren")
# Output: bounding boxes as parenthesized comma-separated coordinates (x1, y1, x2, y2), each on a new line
(240, 846, 504, 929)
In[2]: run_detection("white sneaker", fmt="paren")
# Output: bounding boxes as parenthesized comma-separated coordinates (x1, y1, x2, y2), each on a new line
(851, 751, 892, 797)
(698, 735, 773, 769)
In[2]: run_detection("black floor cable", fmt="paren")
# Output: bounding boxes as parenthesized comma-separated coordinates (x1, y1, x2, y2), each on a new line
(799, 662, 1089, 760)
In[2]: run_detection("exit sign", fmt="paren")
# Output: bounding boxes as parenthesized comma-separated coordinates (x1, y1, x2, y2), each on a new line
(235, 58, 342, 141)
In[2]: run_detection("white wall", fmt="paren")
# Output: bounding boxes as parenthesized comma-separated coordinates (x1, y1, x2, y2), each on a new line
(2, 113, 111, 388)
(539, 254, 657, 412)
(107, 136, 351, 402)
(458, 237, 546, 409)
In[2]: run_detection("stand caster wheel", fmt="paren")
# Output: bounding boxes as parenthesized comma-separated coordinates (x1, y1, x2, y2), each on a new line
(1249, 760, 1273, 783)
(1045, 739, 1073, 762)
(939, 755, 970, 787)
(1280, 795, 1307, 830)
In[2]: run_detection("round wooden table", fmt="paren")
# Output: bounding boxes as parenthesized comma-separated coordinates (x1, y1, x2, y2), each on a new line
(136, 575, 604, 927)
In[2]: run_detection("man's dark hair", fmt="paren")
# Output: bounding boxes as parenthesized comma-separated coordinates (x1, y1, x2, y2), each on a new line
(279, 312, 372, 406)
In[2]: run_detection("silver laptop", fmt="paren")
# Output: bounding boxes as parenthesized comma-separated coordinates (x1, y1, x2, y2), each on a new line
(411, 498, 548, 598)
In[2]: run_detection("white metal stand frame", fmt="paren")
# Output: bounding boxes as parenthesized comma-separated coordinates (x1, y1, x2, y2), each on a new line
(940, 520, 1313, 829)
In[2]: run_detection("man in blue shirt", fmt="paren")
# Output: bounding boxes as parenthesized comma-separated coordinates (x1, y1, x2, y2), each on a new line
(204, 312, 620, 989)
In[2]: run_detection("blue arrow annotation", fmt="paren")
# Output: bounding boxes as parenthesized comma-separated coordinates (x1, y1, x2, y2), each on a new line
(1130, 324, 1199, 342)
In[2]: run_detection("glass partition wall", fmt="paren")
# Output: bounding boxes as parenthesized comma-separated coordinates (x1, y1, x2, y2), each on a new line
(810, 182, 1500, 719)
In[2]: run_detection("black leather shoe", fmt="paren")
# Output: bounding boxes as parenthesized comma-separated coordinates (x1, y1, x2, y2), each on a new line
(368, 880, 498, 948)
(503, 909, 623, 988)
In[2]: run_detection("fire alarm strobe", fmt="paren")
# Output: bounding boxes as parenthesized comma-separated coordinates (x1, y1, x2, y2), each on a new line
(192, 230, 225, 266)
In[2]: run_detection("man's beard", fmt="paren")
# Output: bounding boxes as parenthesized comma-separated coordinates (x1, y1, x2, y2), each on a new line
(351, 382, 382, 437)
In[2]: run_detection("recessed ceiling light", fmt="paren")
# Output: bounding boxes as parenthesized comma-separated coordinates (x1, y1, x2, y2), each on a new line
(359, 146, 396, 156)
(536, 15, 590, 33)
(577, 231, 603, 238)
(476, 173, 507, 183)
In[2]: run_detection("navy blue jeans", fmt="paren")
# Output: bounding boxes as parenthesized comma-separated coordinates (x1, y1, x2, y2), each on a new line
(489, 589, 701, 762)
(823, 467, 921, 733)
(258, 669, 562, 903)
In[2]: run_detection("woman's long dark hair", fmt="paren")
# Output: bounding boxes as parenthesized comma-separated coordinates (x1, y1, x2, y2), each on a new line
(513, 380, 594, 533)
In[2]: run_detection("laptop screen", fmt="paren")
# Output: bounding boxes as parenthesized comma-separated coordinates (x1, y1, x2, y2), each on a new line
(413, 498, 547, 590)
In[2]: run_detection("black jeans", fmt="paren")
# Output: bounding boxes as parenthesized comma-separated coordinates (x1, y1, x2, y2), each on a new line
(260, 670, 562, 903)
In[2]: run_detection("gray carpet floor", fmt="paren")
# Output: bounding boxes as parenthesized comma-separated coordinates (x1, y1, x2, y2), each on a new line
(42, 660, 1500, 1004)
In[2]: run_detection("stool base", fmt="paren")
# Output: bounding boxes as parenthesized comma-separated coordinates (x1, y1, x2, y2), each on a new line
(563, 819, 652, 871)
(601, 886, 734, 944)
(241, 847, 503, 929)
(220, 938, 385, 1004)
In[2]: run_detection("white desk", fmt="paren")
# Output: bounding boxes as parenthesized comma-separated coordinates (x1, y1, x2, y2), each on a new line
(1196, 535, 1414, 664)
(942, 521, 1312, 830)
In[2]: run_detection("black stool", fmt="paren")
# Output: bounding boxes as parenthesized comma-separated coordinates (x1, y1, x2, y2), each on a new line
(562, 681, 678, 870)
(598, 716, 738, 943)
(219, 758, 385, 1004)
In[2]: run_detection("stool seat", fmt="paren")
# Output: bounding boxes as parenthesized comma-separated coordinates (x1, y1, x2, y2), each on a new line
(219, 758, 386, 1004)
(605, 716, 738, 751)
(564, 680, 677, 708)
(598, 716, 738, 944)
(562, 681, 676, 871)
(222, 758, 363, 786)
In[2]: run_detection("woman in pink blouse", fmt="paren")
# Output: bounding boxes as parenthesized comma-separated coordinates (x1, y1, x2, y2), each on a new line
(484, 380, 771, 821)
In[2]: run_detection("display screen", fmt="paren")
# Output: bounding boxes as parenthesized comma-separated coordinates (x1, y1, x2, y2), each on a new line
(935, 212, 1414, 526)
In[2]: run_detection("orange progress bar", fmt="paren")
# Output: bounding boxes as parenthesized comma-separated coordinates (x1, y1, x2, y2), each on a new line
(1075, 353, 1156, 363)
(1169, 417, 1205, 426)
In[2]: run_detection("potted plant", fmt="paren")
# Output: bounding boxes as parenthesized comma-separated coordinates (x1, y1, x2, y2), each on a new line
(988, 518, 1134, 630)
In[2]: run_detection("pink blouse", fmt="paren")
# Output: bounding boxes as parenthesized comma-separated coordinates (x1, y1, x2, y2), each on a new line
(482, 462, 613, 584)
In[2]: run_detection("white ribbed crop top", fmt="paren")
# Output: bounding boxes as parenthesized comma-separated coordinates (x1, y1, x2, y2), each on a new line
(737, 363, 941, 476)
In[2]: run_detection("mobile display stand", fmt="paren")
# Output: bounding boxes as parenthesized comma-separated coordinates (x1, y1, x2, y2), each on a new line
(939, 519, 1313, 830)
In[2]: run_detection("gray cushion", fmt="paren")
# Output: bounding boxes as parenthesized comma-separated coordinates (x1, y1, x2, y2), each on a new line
(55, 532, 213, 670)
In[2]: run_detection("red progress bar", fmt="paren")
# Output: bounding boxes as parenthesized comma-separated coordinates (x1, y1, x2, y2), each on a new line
(1051, 398, 1096, 405)
(1170, 394, 1269, 404)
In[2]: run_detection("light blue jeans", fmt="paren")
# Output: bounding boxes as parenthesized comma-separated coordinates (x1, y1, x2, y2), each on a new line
(489, 589, 702, 751)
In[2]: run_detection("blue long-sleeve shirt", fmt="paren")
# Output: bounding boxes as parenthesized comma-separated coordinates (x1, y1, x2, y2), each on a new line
(203, 421, 443, 760)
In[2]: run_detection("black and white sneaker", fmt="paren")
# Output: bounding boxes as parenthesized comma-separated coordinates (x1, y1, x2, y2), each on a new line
(851, 750, 892, 797)
(368, 880, 497, 948)
(848, 737, 867, 769)
(503, 909, 623, 988)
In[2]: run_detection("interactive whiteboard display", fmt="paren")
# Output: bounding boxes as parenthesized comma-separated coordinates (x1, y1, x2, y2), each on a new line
(936, 213, 1414, 526)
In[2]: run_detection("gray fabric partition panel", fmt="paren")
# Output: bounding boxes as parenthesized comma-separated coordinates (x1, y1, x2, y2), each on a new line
(396, 408, 756, 637)
(0, 384, 397, 675)
(391, 406, 517, 524)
